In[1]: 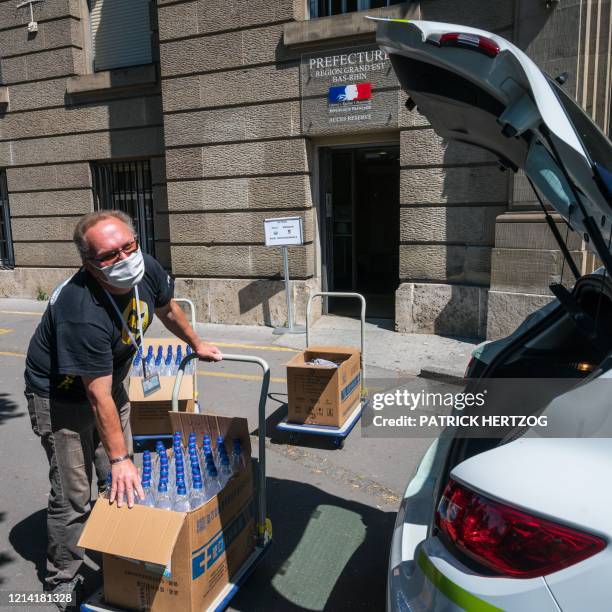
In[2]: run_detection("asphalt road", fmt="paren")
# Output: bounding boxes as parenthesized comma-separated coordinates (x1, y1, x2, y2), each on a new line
(0, 299, 458, 611)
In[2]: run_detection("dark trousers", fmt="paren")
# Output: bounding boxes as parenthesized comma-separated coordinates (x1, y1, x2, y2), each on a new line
(25, 387, 132, 588)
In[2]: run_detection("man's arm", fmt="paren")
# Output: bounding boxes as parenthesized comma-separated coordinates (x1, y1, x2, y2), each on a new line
(155, 300, 222, 362)
(82, 374, 144, 508)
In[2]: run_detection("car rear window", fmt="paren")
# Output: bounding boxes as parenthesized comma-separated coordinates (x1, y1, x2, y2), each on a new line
(548, 78, 612, 175)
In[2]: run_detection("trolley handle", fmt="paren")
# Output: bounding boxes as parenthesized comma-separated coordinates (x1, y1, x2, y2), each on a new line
(173, 297, 197, 330)
(305, 292, 366, 385)
(171, 352, 271, 546)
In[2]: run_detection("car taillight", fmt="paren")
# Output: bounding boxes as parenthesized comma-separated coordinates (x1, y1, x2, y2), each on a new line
(436, 479, 606, 578)
(434, 32, 501, 58)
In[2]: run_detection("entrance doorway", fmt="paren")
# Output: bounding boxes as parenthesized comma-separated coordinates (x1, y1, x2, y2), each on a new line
(319, 144, 400, 319)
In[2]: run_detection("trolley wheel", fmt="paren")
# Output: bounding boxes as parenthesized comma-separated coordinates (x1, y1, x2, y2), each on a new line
(333, 437, 344, 449)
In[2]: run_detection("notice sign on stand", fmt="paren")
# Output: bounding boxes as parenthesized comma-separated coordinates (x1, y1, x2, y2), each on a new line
(264, 216, 305, 334)
(264, 216, 304, 247)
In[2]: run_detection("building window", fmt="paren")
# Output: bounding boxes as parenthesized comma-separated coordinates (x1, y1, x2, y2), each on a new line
(309, 0, 403, 18)
(88, 0, 152, 71)
(90, 160, 155, 257)
(0, 171, 14, 269)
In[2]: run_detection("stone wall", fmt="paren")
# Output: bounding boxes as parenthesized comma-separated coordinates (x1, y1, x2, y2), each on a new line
(395, 0, 513, 337)
(0, 0, 168, 296)
(156, 0, 317, 322)
(487, 0, 612, 339)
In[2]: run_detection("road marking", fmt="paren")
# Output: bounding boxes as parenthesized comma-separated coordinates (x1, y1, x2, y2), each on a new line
(0, 350, 25, 358)
(197, 369, 286, 384)
(0, 311, 299, 353)
(0, 351, 287, 383)
(0, 310, 43, 316)
(0, 328, 13, 335)
(212, 341, 298, 353)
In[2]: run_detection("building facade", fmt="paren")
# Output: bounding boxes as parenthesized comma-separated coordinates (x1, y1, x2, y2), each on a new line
(0, 0, 610, 338)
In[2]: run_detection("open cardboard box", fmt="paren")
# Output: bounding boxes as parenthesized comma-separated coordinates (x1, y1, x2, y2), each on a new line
(128, 337, 196, 436)
(286, 346, 361, 427)
(79, 412, 256, 612)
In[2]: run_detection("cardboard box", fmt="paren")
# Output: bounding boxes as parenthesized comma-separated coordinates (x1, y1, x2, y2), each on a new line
(286, 346, 361, 427)
(79, 412, 256, 612)
(129, 337, 195, 436)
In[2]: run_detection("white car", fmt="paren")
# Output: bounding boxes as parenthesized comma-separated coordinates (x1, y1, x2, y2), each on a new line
(373, 19, 612, 612)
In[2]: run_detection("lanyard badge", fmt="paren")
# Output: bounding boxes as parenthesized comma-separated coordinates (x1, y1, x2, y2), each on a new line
(104, 285, 161, 397)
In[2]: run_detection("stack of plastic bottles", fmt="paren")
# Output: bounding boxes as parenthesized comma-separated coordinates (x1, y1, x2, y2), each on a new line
(138, 432, 246, 511)
(131, 344, 197, 377)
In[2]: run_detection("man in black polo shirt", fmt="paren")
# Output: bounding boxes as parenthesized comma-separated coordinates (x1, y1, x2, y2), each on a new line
(24, 210, 221, 603)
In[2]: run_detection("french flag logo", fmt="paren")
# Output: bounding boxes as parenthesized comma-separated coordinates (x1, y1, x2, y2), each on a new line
(328, 83, 372, 104)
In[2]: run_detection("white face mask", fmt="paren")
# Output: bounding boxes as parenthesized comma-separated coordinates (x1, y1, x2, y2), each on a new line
(97, 248, 145, 289)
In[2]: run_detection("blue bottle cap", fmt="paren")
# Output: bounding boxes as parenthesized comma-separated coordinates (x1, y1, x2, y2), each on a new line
(158, 482, 167, 493)
(193, 479, 203, 490)
(208, 465, 218, 477)
(177, 484, 187, 495)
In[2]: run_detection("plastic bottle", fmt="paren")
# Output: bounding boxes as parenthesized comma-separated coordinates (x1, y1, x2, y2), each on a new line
(138, 480, 156, 508)
(215, 436, 227, 465)
(161, 345, 172, 376)
(174, 345, 183, 375)
(189, 477, 206, 510)
(156, 481, 172, 511)
(173, 482, 191, 512)
(153, 352, 163, 377)
(103, 473, 112, 499)
(218, 453, 232, 487)
(205, 465, 222, 500)
(186, 345, 194, 374)
(131, 350, 142, 377)
(231, 439, 246, 473)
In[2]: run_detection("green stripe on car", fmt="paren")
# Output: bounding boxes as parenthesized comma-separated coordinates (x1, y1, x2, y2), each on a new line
(418, 551, 503, 612)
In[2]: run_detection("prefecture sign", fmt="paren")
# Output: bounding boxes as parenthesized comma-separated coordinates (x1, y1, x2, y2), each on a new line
(264, 216, 304, 247)
(300, 45, 399, 135)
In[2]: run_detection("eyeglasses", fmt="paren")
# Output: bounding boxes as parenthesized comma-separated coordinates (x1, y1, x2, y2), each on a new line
(87, 238, 139, 267)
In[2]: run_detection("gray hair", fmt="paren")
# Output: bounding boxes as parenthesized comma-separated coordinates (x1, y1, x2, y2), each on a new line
(73, 210, 136, 258)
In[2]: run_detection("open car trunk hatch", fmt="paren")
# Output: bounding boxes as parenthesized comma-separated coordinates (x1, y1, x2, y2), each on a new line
(374, 19, 612, 263)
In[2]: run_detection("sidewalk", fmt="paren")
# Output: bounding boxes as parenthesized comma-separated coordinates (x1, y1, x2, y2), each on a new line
(0, 298, 477, 382)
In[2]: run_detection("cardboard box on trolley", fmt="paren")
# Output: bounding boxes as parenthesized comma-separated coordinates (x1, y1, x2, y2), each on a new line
(286, 346, 361, 427)
(78, 412, 256, 612)
(128, 337, 196, 436)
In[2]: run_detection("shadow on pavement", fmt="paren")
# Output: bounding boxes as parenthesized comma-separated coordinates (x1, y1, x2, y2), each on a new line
(8, 508, 47, 585)
(0, 393, 24, 425)
(232, 475, 394, 612)
(0, 511, 15, 586)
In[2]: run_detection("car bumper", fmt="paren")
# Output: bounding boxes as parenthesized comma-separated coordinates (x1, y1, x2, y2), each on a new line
(388, 536, 560, 612)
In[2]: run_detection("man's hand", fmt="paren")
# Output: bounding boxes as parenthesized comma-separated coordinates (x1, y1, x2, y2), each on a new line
(194, 341, 222, 362)
(110, 459, 144, 508)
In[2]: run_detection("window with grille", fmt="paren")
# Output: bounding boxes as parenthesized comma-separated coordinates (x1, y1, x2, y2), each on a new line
(0, 171, 14, 269)
(309, 0, 404, 18)
(90, 160, 155, 257)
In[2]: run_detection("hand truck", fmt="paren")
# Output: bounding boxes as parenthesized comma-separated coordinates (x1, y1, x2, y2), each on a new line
(275, 292, 368, 449)
(81, 351, 272, 612)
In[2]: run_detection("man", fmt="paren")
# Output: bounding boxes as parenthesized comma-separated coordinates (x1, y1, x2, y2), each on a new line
(24, 210, 221, 605)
